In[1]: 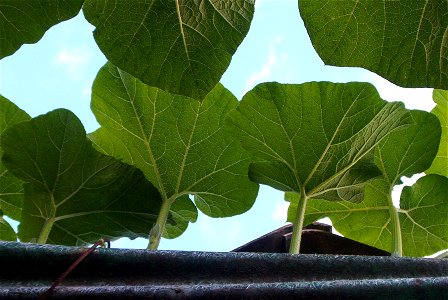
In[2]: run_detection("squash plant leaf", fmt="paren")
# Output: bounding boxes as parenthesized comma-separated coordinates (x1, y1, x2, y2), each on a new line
(228, 81, 411, 253)
(1, 109, 163, 245)
(82, 0, 255, 100)
(89, 63, 258, 248)
(426, 89, 448, 177)
(299, 0, 448, 89)
(163, 195, 198, 239)
(228, 82, 410, 199)
(287, 110, 444, 256)
(0, 213, 16, 241)
(0, 95, 30, 221)
(0, 0, 84, 58)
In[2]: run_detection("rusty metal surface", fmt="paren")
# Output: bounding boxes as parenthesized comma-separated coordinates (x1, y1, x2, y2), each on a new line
(1, 241, 447, 299)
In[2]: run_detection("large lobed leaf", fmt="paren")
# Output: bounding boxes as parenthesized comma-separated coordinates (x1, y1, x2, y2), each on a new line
(0, 0, 84, 58)
(228, 81, 410, 202)
(83, 0, 255, 100)
(0, 95, 30, 222)
(426, 89, 448, 177)
(287, 110, 445, 256)
(89, 63, 258, 238)
(299, 0, 448, 90)
(1, 109, 162, 245)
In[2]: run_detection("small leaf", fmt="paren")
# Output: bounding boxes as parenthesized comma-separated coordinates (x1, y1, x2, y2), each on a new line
(375, 110, 441, 184)
(288, 110, 444, 256)
(89, 63, 258, 238)
(0, 213, 16, 241)
(400, 174, 448, 256)
(163, 195, 198, 239)
(228, 82, 410, 201)
(83, 0, 255, 100)
(0, 0, 84, 58)
(1, 109, 162, 245)
(0, 95, 30, 221)
(426, 89, 448, 177)
(299, 0, 448, 89)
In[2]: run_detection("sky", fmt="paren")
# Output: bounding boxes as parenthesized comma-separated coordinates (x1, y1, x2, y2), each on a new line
(0, 0, 435, 251)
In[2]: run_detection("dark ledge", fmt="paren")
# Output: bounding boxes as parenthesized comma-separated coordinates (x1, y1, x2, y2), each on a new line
(1, 241, 447, 299)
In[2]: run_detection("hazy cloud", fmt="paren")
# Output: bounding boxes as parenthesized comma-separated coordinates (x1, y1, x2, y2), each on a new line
(362, 72, 434, 111)
(271, 201, 289, 221)
(243, 36, 288, 95)
(54, 46, 92, 80)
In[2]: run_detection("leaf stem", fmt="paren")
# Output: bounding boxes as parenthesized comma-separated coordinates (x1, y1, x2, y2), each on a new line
(387, 191, 402, 257)
(147, 198, 172, 250)
(289, 187, 308, 254)
(37, 218, 55, 244)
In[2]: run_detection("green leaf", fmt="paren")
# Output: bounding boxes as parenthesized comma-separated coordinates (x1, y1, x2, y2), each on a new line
(83, 0, 254, 100)
(0, 213, 16, 241)
(1, 109, 162, 245)
(0, 0, 84, 58)
(228, 82, 410, 201)
(375, 110, 441, 184)
(299, 0, 448, 89)
(163, 195, 198, 239)
(426, 89, 448, 177)
(89, 63, 258, 239)
(287, 110, 445, 256)
(0, 95, 30, 221)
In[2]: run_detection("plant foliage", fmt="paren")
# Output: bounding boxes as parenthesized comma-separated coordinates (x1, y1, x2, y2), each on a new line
(0, 0, 84, 58)
(89, 63, 258, 248)
(0, 0, 446, 256)
(83, 0, 255, 100)
(1, 109, 162, 245)
(300, 0, 448, 89)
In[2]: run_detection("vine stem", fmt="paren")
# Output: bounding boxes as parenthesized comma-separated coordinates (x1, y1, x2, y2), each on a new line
(387, 191, 402, 257)
(289, 187, 308, 254)
(37, 218, 55, 244)
(148, 198, 172, 250)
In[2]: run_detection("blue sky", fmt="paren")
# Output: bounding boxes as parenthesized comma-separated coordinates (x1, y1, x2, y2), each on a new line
(0, 0, 435, 251)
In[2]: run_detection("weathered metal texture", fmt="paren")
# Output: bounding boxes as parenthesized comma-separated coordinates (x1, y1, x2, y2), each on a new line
(1, 241, 447, 299)
(233, 223, 390, 256)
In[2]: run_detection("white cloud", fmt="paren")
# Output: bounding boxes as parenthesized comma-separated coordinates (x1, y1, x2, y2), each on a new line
(362, 72, 435, 111)
(271, 201, 289, 221)
(54, 46, 92, 80)
(242, 36, 287, 95)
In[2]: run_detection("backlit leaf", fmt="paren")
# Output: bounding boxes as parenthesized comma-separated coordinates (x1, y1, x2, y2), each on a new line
(0, 0, 84, 58)
(89, 63, 258, 238)
(228, 82, 410, 201)
(83, 0, 255, 100)
(1, 109, 162, 245)
(163, 195, 198, 239)
(287, 110, 445, 256)
(0, 95, 30, 221)
(299, 0, 448, 89)
(426, 89, 448, 176)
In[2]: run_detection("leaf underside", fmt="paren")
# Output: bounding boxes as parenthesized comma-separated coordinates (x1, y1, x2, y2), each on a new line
(83, 0, 255, 100)
(0, 0, 84, 58)
(1, 109, 163, 246)
(228, 81, 411, 202)
(0, 95, 31, 222)
(287, 109, 445, 257)
(426, 89, 448, 177)
(299, 0, 448, 89)
(89, 62, 258, 238)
